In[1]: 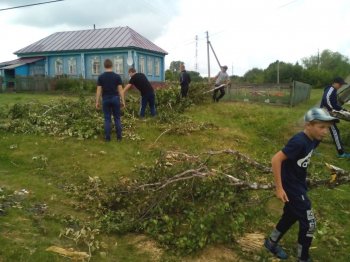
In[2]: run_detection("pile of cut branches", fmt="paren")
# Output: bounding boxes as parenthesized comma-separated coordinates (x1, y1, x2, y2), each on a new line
(0, 84, 210, 140)
(0, 96, 140, 140)
(64, 148, 350, 254)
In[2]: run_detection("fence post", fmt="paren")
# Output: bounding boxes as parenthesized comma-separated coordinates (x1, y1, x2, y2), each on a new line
(289, 81, 295, 107)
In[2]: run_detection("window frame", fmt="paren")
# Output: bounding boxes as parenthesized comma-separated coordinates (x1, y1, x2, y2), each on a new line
(114, 55, 124, 75)
(155, 58, 161, 77)
(91, 57, 101, 75)
(139, 55, 145, 74)
(147, 57, 153, 76)
(68, 57, 77, 75)
(55, 58, 63, 76)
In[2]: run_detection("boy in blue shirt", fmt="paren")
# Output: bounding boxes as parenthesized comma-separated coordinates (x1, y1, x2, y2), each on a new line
(320, 76, 350, 158)
(96, 59, 125, 141)
(264, 108, 339, 262)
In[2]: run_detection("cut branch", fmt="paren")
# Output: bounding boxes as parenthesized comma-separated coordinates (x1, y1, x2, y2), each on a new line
(206, 149, 272, 174)
(133, 162, 350, 193)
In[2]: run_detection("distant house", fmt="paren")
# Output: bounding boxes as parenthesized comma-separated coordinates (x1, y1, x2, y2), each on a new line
(0, 26, 167, 90)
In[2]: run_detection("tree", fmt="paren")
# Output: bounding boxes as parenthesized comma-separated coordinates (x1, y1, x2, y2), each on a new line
(188, 71, 203, 82)
(263, 61, 302, 84)
(243, 68, 264, 83)
(165, 69, 174, 81)
(169, 61, 184, 74)
(166, 61, 185, 82)
(166, 61, 204, 82)
(301, 49, 350, 86)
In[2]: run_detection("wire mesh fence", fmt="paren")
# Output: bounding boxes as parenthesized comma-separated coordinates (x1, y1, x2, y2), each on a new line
(221, 81, 311, 106)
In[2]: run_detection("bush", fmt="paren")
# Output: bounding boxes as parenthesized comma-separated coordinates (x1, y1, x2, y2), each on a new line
(54, 77, 96, 93)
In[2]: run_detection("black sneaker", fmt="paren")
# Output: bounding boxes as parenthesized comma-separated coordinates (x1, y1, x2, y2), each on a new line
(264, 238, 288, 259)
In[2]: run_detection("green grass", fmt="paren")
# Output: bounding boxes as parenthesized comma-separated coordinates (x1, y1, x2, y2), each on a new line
(0, 92, 78, 105)
(0, 89, 350, 261)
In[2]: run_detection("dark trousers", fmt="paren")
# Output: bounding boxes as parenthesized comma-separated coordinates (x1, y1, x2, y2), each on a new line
(102, 96, 122, 140)
(140, 92, 156, 117)
(329, 123, 344, 154)
(271, 194, 316, 260)
(212, 85, 225, 102)
(180, 85, 189, 98)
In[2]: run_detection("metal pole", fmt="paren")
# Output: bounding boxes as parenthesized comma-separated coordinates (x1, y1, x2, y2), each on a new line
(206, 31, 210, 82)
(195, 35, 198, 72)
(277, 60, 280, 85)
(209, 42, 222, 69)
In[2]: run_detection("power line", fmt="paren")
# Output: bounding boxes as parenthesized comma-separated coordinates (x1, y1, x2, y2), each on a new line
(0, 0, 64, 11)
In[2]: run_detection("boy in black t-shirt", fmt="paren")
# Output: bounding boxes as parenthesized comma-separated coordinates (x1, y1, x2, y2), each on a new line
(123, 67, 156, 118)
(264, 108, 339, 262)
(179, 64, 191, 98)
(96, 59, 125, 141)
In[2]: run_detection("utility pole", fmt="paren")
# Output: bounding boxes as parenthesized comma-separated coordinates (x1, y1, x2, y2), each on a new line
(277, 60, 280, 85)
(195, 35, 198, 72)
(209, 42, 222, 69)
(206, 31, 210, 82)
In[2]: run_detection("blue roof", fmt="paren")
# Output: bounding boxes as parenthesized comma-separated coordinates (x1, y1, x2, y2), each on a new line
(15, 26, 167, 55)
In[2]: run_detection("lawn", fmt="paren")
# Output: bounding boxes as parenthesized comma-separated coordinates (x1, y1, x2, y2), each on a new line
(0, 89, 349, 261)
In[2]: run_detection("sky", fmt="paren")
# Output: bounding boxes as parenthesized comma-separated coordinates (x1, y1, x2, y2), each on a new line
(1, 0, 350, 76)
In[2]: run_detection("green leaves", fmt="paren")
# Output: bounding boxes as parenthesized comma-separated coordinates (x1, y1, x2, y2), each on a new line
(0, 96, 140, 140)
(63, 149, 270, 254)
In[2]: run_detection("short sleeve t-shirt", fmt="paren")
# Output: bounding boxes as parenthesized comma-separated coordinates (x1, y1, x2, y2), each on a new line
(129, 73, 154, 96)
(215, 71, 229, 85)
(281, 132, 320, 198)
(97, 72, 122, 98)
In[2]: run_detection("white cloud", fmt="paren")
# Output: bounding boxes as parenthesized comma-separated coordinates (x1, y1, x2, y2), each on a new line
(156, 0, 350, 76)
(2, 0, 350, 76)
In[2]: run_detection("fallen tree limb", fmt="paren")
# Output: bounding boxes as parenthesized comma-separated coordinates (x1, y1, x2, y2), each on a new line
(133, 161, 350, 193)
(46, 246, 90, 261)
(206, 149, 272, 174)
(153, 128, 172, 144)
(136, 166, 211, 191)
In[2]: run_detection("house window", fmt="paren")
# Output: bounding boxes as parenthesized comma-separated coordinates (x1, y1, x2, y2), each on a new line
(55, 58, 63, 75)
(139, 56, 145, 74)
(30, 62, 45, 76)
(68, 58, 77, 75)
(155, 58, 160, 76)
(92, 57, 100, 75)
(114, 56, 124, 74)
(147, 57, 153, 76)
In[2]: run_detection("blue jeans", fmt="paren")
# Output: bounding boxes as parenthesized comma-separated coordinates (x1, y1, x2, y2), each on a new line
(140, 92, 156, 117)
(102, 96, 122, 140)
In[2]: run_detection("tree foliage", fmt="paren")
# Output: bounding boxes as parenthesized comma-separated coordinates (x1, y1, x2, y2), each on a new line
(243, 68, 264, 83)
(240, 49, 350, 87)
(300, 49, 350, 86)
(166, 61, 203, 82)
(165, 61, 184, 82)
(168, 49, 350, 87)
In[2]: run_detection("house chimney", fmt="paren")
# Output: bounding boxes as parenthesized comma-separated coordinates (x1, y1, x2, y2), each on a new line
(93, 24, 96, 30)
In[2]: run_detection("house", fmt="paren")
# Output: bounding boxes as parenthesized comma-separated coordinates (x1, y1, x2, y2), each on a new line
(0, 26, 167, 90)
